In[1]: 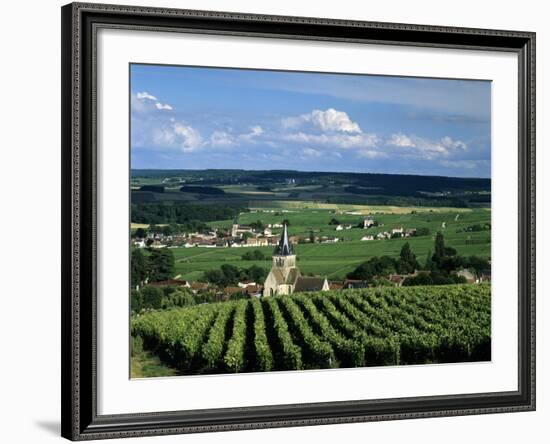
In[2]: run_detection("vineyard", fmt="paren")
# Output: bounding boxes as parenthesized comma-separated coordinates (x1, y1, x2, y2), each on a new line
(131, 284, 491, 376)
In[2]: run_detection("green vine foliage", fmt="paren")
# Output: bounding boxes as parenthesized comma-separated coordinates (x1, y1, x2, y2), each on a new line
(131, 284, 491, 374)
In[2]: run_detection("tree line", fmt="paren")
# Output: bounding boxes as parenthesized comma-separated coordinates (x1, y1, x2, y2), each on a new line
(131, 202, 246, 225)
(347, 232, 490, 286)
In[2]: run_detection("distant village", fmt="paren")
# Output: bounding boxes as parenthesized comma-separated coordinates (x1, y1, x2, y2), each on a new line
(132, 216, 490, 305)
(133, 215, 422, 250)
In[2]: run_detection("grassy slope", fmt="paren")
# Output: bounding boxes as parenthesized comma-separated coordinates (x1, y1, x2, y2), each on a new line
(173, 208, 490, 281)
(131, 348, 178, 378)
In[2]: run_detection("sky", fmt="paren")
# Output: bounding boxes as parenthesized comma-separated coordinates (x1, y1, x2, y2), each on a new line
(130, 64, 491, 178)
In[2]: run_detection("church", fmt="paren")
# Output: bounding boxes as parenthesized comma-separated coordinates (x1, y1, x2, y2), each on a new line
(263, 224, 329, 297)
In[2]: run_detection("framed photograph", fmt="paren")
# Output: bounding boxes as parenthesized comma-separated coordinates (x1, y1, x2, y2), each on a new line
(61, 2, 536, 440)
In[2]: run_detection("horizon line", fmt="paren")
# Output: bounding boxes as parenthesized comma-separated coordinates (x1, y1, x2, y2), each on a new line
(130, 167, 490, 181)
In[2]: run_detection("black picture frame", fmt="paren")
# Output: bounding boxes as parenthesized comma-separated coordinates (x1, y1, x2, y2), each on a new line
(61, 2, 536, 440)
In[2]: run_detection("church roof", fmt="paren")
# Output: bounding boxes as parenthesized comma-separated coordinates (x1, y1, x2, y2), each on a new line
(294, 276, 327, 292)
(274, 223, 294, 256)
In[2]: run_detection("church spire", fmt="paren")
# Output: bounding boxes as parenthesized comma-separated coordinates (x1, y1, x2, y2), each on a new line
(274, 223, 294, 256)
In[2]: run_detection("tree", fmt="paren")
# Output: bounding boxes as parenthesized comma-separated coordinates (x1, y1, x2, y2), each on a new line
(141, 285, 163, 309)
(130, 249, 148, 288)
(130, 289, 143, 312)
(202, 269, 224, 286)
(398, 242, 419, 273)
(347, 256, 397, 282)
(424, 249, 435, 270)
(329, 218, 341, 225)
(309, 231, 315, 243)
(434, 231, 446, 262)
(246, 265, 267, 283)
(465, 255, 491, 274)
(220, 264, 240, 285)
(249, 220, 264, 231)
(416, 227, 430, 237)
(134, 227, 147, 239)
(402, 272, 433, 286)
(282, 219, 290, 226)
(147, 248, 175, 282)
(242, 250, 265, 261)
(161, 225, 173, 236)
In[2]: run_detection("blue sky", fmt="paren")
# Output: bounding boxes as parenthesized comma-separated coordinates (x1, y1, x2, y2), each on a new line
(130, 64, 491, 178)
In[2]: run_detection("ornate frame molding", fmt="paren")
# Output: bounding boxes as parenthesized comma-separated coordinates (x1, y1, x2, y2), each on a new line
(61, 2, 535, 440)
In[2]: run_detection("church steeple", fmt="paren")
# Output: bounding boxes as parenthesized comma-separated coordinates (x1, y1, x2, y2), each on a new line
(274, 223, 293, 256)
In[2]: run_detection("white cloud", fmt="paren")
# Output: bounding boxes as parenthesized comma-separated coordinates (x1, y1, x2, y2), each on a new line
(358, 150, 389, 159)
(239, 125, 264, 141)
(210, 131, 236, 147)
(282, 132, 379, 149)
(439, 159, 483, 170)
(208, 126, 264, 148)
(301, 148, 322, 157)
(136, 91, 157, 101)
(388, 133, 415, 148)
(155, 102, 173, 110)
(386, 133, 468, 159)
(132, 91, 174, 113)
(441, 136, 467, 151)
(283, 108, 361, 133)
(151, 121, 203, 152)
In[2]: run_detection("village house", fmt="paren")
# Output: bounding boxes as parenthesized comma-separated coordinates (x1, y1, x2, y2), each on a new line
(245, 237, 269, 247)
(133, 239, 146, 249)
(388, 274, 406, 287)
(149, 240, 167, 249)
(149, 279, 191, 288)
(456, 269, 477, 284)
(231, 222, 255, 238)
(361, 235, 374, 241)
(244, 284, 263, 298)
(391, 227, 404, 236)
(478, 270, 491, 283)
(190, 282, 209, 294)
(237, 280, 257, 289)
(342, 279, 369, 289)
(363, 216, 375, 228)
(329, 281, 344, 291)
(223, 286, 245, 297)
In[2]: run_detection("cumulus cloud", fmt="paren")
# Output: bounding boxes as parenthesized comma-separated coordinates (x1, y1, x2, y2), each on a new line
(386, 133, 468, 159)
(388, 133, 415, 148)
(283, 108, 361, 133)
(208, 126, 265, 148)
(239, 125, 264, 141)
(282, 132, 379, 150)
(210, 131, 236, 148)
(155, 102, 173, 110)
(148, 121, 203, 152)
(132, 91, 174, 113)
(136, 91, 157, 101)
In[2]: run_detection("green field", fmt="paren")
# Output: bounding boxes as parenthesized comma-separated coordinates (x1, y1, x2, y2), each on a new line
(131, 284, 491, 377)
(173, 207, 490, 281)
